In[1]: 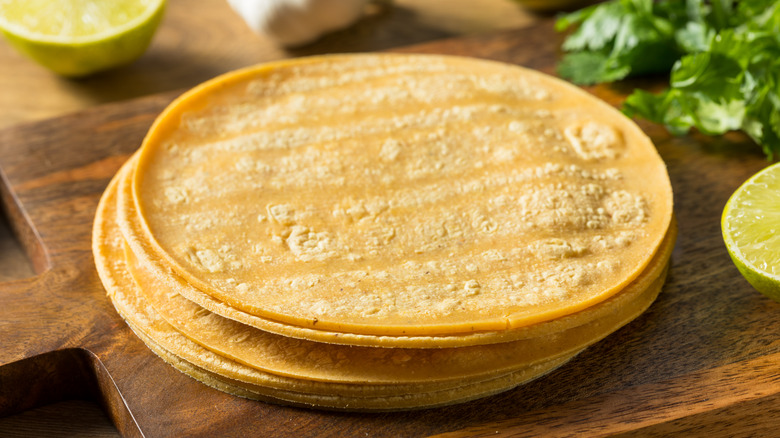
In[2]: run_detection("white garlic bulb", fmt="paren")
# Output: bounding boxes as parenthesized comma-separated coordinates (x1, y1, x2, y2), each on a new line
(227, 0, 370, 47)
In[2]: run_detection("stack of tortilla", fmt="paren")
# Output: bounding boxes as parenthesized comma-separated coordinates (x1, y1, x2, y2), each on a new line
(93, 54, 675, 411)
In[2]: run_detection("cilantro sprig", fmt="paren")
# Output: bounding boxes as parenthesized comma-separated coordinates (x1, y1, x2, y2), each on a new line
(557, 0, 780, 158)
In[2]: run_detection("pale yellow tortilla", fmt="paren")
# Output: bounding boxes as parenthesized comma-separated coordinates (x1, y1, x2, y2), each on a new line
(126, 235, 671, 384)
(129, 322, 574, 412)
(95, 172, 670, 409)
(131, 53, 674, 337)
(96, 171, 583, 409)
(97, 161, 673, 391)
(118, 156, 676, 350)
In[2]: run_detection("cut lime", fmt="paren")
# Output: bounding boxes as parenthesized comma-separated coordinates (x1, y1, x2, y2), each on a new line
(722, 162, 780, 303)
(0, 0, 166, 77)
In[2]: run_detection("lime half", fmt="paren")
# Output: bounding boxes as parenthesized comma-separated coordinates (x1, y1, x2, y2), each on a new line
(0, 0, 166, 77)
(723, 162, 780, 303)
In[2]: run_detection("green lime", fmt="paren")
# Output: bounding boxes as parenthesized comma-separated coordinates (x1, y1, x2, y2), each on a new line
(722, 162, 780, 303)
(0, 0, 166, 77)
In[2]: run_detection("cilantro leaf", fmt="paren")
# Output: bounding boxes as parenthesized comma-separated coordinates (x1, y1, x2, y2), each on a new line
(559, 2, 624, 52)
(556, 0, 685, 85)
(558, 0, 780, 158)
(558, 51, 630, 85)
(624, 21, 780, 157)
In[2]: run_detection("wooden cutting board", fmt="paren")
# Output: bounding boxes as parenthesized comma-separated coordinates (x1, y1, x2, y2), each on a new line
(1, 21, 778, 437)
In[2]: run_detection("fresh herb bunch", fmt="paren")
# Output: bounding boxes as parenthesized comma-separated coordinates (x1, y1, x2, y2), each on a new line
(557, 0, 780, 158)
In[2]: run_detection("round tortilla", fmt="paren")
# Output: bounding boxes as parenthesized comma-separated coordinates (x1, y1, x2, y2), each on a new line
(96, 161, 673, 392)
(130, 54, 674, 337)
(94, 168, 673, 409)
(117, 155, 675, 348)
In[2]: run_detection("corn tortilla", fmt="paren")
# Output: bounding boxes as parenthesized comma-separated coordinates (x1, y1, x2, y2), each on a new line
(117, 157, 676, 348)
(95, 165, 673, 408)
(129, 322, 574, 412)
(130, 53, 674, 337)
(95, 173, 581, 409)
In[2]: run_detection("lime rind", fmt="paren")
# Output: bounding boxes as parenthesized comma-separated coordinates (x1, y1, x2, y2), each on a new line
(722, 162, 780, 303)
(0, 0, 166, 77)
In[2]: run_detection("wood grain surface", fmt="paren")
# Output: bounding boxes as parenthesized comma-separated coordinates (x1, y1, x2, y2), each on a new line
(1, 5, 779, 438)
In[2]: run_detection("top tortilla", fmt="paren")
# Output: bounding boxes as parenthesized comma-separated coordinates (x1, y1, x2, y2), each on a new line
(132, 53, 673, 336)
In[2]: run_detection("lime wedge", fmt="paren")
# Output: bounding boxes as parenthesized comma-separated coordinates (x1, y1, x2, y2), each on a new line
(0, 0, 166, 77)
(722, 162, 780, 303)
